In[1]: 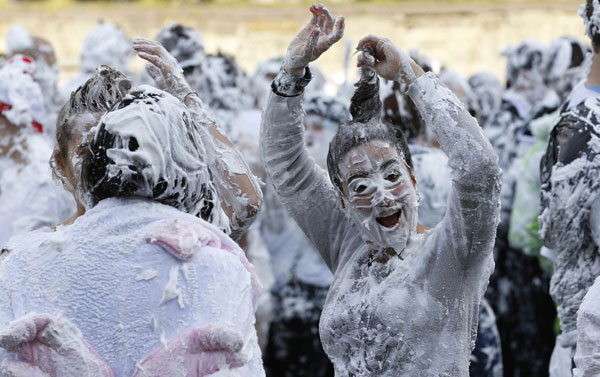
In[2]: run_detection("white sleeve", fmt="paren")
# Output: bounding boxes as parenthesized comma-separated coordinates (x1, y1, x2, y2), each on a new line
(590, 199, 600, 250)
(407, 73, 502, 269)
(574, 279, 600, 377)
(260, 72, 352, 272)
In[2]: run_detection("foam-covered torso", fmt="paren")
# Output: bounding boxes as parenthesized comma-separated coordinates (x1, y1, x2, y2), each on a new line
(0, 198, 264, 376)
(320, 227, 491, 377)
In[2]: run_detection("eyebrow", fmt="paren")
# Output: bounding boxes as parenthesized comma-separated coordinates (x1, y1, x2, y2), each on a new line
(380, 159, 399, 171)
(347, 171, 368, 184)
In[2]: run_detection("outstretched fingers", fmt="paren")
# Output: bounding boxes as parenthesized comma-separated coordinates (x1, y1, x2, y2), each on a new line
(138, 52, 166, 71)
(327, 16, 345, 46)
(321, 5, 335, 34)
(302, 28, 321, 61)
(296, 5, 319, 40)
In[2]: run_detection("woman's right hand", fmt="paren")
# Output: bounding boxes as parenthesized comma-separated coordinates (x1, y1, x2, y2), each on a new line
(356, 35, 424, 85)
(284, 3, 344, 76)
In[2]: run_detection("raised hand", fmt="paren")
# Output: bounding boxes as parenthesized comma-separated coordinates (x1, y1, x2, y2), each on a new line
(132, 323, 248, 377)
(356, 35, 424, 85)
(284, 3, 345, 76)
(0, 314, 114, 377)
(133, 37, 192, 101)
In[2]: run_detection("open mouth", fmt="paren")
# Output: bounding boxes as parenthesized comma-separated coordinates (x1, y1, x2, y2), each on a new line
(376, 209, 401, 228)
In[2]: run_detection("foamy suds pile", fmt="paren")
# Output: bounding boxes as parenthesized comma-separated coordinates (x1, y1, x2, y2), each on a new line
(80, 22, 132, 74)
(5, 25, 35, 54)
(0, 132, 76, 247)
(580, 0, 600, 42)
(90, 85, 228, 229)
(468, 72, 503, 127)
(539, 95, 600, 343)
(0, 55, 47, 130)
(155, 23, 206, 69)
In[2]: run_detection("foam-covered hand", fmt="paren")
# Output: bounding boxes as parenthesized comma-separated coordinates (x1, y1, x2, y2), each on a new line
(0, 313, 114, 377)
(133, 37, 192, 101)
(356, 35, 424, 85)
(284, 3, 344, 76)
(132, 323, 247, 377)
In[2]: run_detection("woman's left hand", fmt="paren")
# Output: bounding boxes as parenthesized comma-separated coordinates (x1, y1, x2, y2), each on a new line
(133, 38, 193, 101)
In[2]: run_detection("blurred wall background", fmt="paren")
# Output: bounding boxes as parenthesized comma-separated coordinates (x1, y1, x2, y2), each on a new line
(0, 0, 587, 87)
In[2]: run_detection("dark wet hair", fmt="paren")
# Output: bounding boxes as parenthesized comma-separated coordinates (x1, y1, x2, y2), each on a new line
(327, 67, 413, 193)
(155, 23, 205, 70)
(587, 0, 600, 50)
(54, 65, 131, 161)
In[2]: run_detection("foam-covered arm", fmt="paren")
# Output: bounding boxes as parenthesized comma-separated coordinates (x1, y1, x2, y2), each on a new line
(574, 281, 600, 377)
(590, 199, 600, 249)
(408, 72, 501, 268)
(186, 96, 263, 241)
(260, 68, 349, 271)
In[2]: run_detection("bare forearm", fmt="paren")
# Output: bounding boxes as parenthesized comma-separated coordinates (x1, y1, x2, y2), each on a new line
(185, 95, 262, 239)
(208, 124, 263, 240)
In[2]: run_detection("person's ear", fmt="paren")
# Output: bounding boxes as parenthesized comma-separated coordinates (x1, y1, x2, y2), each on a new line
(51, 149, 71, 189)
(410, 172, 422, 203)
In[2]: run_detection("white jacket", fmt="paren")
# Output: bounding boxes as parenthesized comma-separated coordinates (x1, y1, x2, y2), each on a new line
(0, 198, 264, 377)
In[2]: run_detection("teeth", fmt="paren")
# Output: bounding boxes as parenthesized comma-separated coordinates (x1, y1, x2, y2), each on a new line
(379, 209, 399, 218)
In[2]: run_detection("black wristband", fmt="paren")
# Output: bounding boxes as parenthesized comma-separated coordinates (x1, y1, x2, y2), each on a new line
(271, 66, 312, 97)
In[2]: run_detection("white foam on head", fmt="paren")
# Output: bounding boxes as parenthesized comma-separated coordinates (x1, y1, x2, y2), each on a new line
(580, 0, 600, 42)
(92, 85, 226, 228)
(0, 55, 47, 131)
(6, 25, 34, 56)
(80, 22, 132, 74)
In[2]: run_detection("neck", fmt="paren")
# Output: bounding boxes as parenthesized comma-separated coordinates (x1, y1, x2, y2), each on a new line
(587, 52, 600, 87)
(54, 199, 86, 229)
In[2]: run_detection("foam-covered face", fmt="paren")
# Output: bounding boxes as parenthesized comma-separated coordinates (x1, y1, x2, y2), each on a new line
(339, 140, 419, 252)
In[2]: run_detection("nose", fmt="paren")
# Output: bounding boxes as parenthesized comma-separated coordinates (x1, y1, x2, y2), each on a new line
(372, 186, 395, 207)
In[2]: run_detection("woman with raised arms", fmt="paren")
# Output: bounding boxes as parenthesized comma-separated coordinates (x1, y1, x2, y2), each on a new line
(261, 4, 501, 376)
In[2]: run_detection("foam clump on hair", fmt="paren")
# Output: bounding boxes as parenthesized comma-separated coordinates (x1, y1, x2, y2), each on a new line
(52, 65, 131, 193)
(83, 85, 221, 224)
(80, 21, 132, 74)
(0, 55, 47, 130)
(155, 22, 205, 69)
(6, 26, 35, 56)
(56, 65, 131, 144)
(580, 0, 600, 42)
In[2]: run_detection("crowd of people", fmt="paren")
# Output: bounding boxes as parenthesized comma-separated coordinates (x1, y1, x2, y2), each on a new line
(1, 1, 600, 376)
